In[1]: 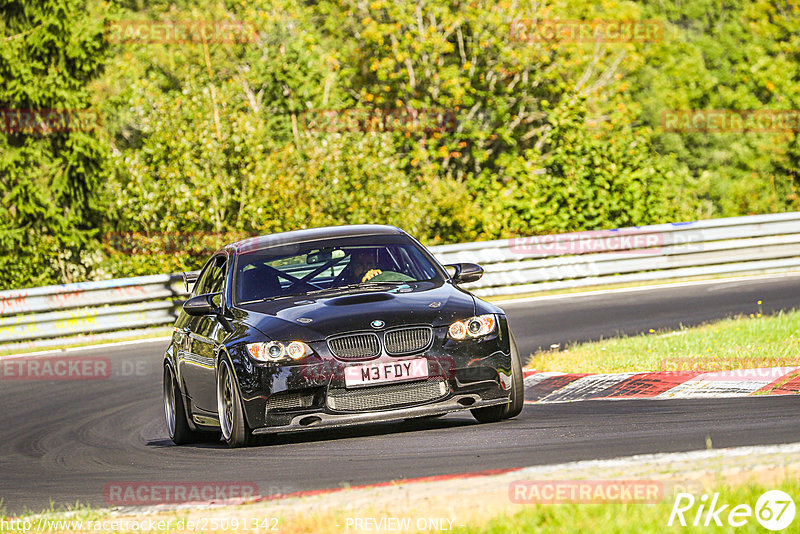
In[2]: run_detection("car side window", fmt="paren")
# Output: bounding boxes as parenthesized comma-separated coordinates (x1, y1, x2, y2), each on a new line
(194, 256, 226, 298)
(207, 260, 226, 302)
(192, 259, 216, 297)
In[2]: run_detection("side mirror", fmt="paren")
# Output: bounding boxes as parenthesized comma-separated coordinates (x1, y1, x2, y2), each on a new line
(445, 263, 484, 284)
(183, 292, 234, 332)
(183, 293, 219, 316)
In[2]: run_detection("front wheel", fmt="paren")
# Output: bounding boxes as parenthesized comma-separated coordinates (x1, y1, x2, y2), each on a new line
(471, 331, 524, 423)
(217, 358, 255, 448)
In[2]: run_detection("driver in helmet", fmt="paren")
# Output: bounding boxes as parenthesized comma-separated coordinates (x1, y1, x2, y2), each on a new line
(343, 249, 383, 284)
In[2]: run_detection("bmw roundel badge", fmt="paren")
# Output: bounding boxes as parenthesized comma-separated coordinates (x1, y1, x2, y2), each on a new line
(371, 319, 385, 329)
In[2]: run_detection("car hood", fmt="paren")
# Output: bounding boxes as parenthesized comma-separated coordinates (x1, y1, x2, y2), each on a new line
(232, 281, 476, 341)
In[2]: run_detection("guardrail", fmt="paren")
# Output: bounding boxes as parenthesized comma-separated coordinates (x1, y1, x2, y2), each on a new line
(0, 275, 185, 347)
(435, 211, 800, 296)
(2, 212, 800, 349)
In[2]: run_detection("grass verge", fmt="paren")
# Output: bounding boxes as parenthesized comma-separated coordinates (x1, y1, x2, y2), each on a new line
(454, 478, 800, 534)
(527, 307, 800, 374)
(2, 476, 797, 533)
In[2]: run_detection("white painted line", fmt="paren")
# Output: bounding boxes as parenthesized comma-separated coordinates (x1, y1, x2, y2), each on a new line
(513, 441, 800, 478)
(493, 271, 800, 306)
(0, 336, 172, 360)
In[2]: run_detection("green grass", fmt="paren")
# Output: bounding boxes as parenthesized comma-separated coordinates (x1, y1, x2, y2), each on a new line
(3, 478, 798, 533)
(455, 478, 800, 534)
(527, 305, 800, 374)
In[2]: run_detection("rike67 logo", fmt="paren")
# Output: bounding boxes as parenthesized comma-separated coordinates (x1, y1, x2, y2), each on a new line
(669, 490, 795, 531)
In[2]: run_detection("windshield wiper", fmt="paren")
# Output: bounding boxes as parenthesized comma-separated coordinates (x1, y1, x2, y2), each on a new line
(306, 281, 408, 294)
(343, 281, 408, 288)
(239, 291, 307, 304)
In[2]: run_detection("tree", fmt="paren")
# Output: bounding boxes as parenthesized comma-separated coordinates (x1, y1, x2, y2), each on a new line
(0, 0, 109, 289)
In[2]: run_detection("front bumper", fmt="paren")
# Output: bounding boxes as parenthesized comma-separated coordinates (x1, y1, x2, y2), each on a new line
(252, 395, 509, 435)
(232, 316, 514, 433)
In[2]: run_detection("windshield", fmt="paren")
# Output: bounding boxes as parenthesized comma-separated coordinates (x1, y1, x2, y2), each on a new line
(234, 234, 443, 304)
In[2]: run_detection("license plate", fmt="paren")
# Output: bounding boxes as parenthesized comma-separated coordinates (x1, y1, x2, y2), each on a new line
(344, 358, 428, 388)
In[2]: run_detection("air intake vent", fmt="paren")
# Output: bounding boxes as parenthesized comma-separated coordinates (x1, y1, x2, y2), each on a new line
(266, 391, 313, 412)
(384, 327, 433, 355)
(327, 378, 448, 412)
(327, 333, 380, 360)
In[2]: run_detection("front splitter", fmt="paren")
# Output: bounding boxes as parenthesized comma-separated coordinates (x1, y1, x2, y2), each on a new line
(252, 394, 510, 435)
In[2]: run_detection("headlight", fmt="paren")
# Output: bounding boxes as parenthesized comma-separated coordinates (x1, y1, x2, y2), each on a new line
(246, 341, 312, 362)
(448, 314, 497, 340)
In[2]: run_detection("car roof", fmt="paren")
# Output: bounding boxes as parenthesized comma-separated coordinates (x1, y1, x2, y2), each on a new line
(227, 224, 407, 254)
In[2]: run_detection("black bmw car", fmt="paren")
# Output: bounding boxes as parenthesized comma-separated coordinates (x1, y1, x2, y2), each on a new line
(163, 225, 523, 447)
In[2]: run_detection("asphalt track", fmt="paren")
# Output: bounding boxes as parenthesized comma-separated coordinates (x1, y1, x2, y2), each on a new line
(1, 275, 799, 514)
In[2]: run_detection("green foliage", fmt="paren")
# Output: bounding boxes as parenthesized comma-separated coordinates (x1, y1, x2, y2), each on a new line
(635, 0, 800, 216)
(0, 0, 110, 288)
(1, 0, 798, 288)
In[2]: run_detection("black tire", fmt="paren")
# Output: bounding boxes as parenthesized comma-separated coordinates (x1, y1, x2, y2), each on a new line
(164, 365, 206, 445)
(217, 358, 256, 448)
(471, 331, 524, 423)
